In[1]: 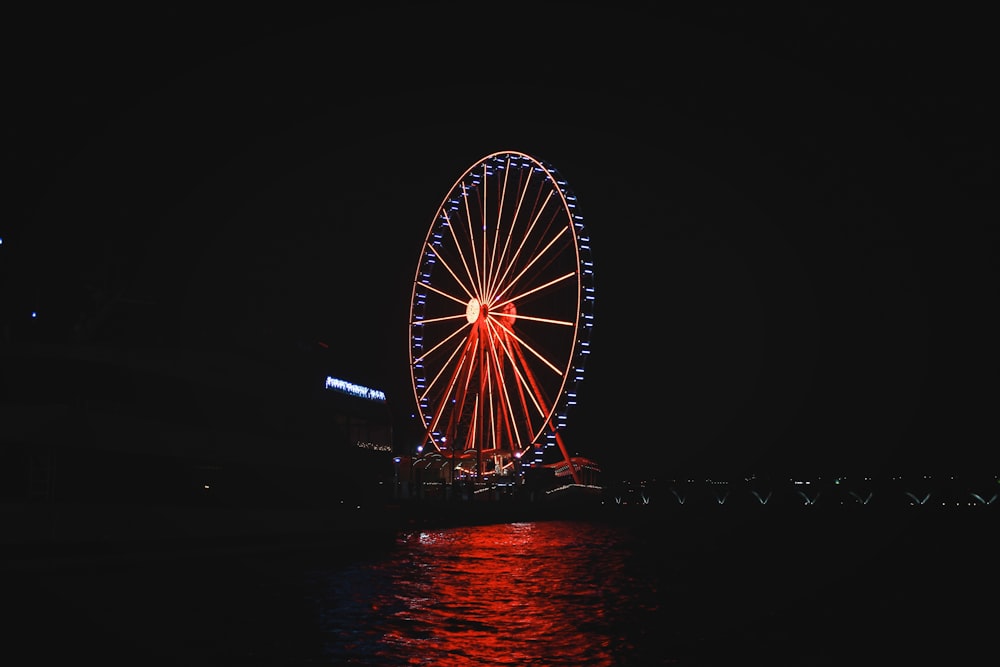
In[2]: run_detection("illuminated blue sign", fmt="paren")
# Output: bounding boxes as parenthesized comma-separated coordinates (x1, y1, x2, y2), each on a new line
(324, 376, 387, 402)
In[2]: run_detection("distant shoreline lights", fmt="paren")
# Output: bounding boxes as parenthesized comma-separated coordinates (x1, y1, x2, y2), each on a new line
(324, 375, 387, 402)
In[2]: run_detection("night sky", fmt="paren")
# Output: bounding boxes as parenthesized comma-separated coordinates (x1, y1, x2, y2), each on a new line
(4, 6, 997, 481)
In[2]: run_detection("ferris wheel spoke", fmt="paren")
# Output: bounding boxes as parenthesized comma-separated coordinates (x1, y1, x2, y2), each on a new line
(426, 335, 482, 452)
(504, 312, 574, 327)
(458, 182, 487, 299)
(491, 269, 576, 316)
(486, 323, 551, 423)
(484, 155, 514, 302)
(483, 364, 503, 455)
(477, 163, 494, 300)
(488, 197, 565, 305)
(416, 326, 471, 402)
(510, 336, 565, 442)
(484, 156, 535, 301)
(486, 317, 564, 377)
(486, 336, 534, 452)
(412, 317, 470, 361)
(415, 312, 469, 327)
(451, 183, 483, 294)
(421, 355, 466, 422)
(424, 229, 479, 304)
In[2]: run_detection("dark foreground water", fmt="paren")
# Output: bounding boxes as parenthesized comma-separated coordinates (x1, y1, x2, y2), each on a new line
(3, 509, 995, 665)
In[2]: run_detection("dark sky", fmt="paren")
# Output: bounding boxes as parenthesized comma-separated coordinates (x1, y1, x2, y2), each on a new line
(4, 6, 997, 480)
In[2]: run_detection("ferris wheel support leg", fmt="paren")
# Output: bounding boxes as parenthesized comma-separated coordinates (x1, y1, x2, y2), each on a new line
(507, 334, 583, 486)
(551, 429, 582, 485)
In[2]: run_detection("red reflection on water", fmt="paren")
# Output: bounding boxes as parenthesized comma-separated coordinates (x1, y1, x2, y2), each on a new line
(372, 521, 627, 667)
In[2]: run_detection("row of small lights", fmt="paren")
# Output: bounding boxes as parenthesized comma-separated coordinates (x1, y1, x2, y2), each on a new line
(614, 489, 997, 506)
(634, 474, 997, 485)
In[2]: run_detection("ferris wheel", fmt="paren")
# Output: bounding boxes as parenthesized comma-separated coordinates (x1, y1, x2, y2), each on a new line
(408, 151, 595, 484)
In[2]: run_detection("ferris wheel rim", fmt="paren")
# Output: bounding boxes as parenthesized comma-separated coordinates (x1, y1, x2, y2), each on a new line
(407, 150, 594, 467)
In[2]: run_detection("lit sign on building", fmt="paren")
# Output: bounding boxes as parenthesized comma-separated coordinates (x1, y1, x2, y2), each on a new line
(356, 440, 393, 452)
(324, 376, 387, 402)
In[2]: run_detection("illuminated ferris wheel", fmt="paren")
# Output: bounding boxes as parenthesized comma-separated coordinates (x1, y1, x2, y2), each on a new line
(408, 151, 595, 484)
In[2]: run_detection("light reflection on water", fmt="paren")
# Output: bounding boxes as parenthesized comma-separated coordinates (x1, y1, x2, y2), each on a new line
(307, 520, 666, 666)
(5, 512, 987, 664)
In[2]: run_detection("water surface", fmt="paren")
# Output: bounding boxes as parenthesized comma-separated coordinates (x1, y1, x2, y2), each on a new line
(3, 512, 992, 665)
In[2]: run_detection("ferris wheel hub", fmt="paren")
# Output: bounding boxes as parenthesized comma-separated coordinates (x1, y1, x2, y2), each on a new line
(465, 298, 481, 324)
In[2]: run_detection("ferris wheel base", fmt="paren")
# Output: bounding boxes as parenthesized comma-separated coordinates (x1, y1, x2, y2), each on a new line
(391, 470, 608, 530)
